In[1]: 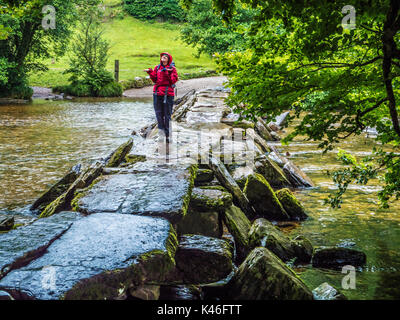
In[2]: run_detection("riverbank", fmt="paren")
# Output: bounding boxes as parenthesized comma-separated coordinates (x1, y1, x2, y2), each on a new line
(123, 76, 228, 98)
(30, 76, 228, 101)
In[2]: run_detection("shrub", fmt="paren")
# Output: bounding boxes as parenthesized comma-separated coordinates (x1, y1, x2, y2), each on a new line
(97, 81, 123, 97)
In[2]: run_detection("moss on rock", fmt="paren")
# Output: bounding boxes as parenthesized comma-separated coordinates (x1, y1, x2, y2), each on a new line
(243, 173, 289, 221)
(106, 138, 134, 168)
(254, 156, 291, 188)
(225, 247, 313, 300)
(248, 218, 313, 264)
(194, 169, 214, 185)
(189, 187, 232, 213)
(276, 188, 308, 220)
(223, 205, 252, 263)
(124, 154, 146, 165)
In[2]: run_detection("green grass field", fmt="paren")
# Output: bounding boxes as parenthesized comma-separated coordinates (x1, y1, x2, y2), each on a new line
(28, 1, 216, 88)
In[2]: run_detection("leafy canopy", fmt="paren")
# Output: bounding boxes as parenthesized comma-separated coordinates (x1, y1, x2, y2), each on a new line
(180, 0, 256, 57)
(194, 0, 400, 208)
(0, 0, 101, 98)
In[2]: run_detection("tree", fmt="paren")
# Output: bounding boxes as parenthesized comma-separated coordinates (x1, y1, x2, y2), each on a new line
(203, 0, 400, 208)
(180, 0, 256, 57)
(62, 6, 122, 97)
(0, 0, 101, 99)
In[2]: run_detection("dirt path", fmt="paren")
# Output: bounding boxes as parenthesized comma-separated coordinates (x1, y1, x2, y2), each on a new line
(123, 76, 228, 98)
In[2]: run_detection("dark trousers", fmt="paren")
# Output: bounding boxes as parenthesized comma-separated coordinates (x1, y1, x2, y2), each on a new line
(154, 94, 173, 137)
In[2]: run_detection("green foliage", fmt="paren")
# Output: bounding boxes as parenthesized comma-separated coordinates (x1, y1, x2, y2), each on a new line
(0, 57, 9, 85)
(97, 81, 123, 97)
(212, 0, 400, 207)
(63, 6, 122, 97)
(180, 0, 255, 57)
(0, 0, 102, 98)
(123, 0, 186, 22)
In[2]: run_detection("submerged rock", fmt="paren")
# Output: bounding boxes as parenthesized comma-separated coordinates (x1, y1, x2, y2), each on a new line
(0, 213, 178, 300)
(312, 247, 367, 269)
(223, 205, 251, 264)
(312, 282, 347, 300)
(276, 188, 308, 220)
(0, 211, 79, 279)
(74, 163, 197, 224)
(225, 247, 313, 300)
(174, 235, 233, 284)
(243, 174, 290, 221)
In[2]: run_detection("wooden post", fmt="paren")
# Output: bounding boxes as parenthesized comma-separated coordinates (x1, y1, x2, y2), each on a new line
(114, 60, 119, 82)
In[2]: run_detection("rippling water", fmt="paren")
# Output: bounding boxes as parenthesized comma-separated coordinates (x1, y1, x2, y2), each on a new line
(0, 97, 154, 212)
(1, 99, 400, 299)
(273, 123, 400, 300)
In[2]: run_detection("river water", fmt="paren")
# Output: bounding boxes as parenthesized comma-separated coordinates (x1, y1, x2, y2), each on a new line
(1, 98, 399, 299)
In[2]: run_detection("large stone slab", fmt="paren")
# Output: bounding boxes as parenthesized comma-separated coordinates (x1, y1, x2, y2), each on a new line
(312, 247, 367, 269)
(74, 162, 197, 224)
(0, 212, 80, 279)
(0, 213, 178, 300)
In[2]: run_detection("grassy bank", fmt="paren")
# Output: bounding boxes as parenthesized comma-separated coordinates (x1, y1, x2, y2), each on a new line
(28, 1, 216, 88)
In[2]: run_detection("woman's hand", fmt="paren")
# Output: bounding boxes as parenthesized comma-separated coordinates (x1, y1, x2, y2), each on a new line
(144, 68, 152, 72)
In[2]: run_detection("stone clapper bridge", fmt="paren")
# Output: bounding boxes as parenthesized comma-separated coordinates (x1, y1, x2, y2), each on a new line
(0, 87, 330, 300)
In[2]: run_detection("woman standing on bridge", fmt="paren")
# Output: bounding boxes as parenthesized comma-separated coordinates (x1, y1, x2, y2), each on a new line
(144, 52, 178, 143)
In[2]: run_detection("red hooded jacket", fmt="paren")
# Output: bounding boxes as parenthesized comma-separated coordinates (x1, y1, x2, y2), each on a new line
(146, 52, 178, 97)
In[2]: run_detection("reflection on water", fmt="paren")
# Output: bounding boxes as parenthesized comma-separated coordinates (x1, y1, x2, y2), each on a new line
(275, 124, 400, 300)
(0, 97, 154, 212)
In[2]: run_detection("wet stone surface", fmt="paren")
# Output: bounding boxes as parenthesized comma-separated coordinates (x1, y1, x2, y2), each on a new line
(0, 211, 80, 278)
(175, 235, 233, 284)
(76, 162, 196, 223)
(0, 213, 174, 300)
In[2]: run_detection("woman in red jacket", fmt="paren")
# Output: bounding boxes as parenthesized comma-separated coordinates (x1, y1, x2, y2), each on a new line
(144, 52, 178, 142)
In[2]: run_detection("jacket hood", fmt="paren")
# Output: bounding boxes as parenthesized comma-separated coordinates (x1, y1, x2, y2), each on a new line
(160, 52, 173, 65)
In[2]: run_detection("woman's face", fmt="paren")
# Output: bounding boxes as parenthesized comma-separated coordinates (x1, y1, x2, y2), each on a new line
(161, 55, 169, 65)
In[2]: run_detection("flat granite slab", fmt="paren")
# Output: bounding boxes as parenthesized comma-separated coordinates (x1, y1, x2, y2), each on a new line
(0, 212, 177, 300)
(0, 211, 80, 279)
(75, 162, 197, 223)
